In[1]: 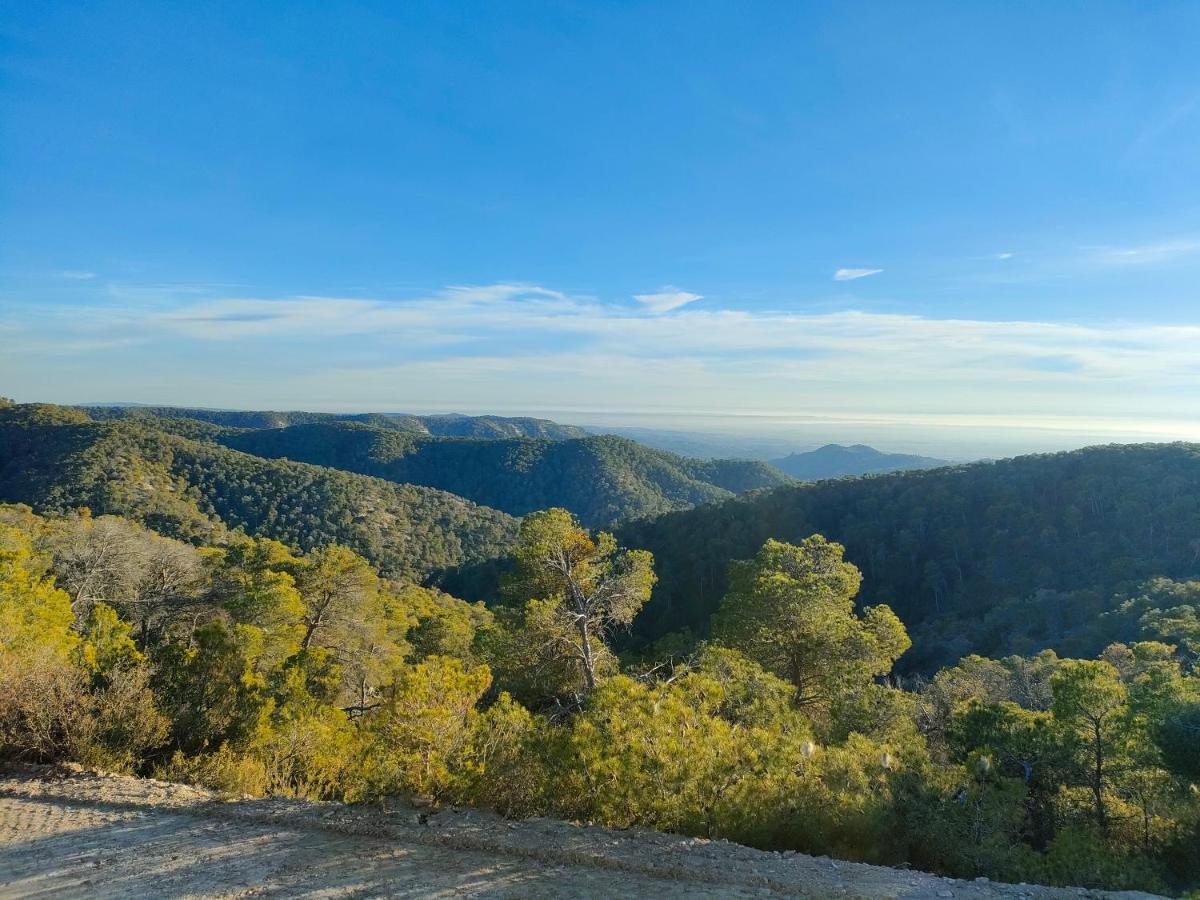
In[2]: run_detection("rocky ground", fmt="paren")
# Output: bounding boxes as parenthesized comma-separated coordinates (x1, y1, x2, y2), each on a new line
(0, 766, 1166, 899)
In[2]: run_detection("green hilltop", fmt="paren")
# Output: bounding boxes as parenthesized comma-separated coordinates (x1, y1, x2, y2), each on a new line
(0, 404, 517, 583)
(219, 422, 790, 527)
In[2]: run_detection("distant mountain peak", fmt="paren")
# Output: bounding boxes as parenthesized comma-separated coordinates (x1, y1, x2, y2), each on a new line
(771, 444, 948, 481)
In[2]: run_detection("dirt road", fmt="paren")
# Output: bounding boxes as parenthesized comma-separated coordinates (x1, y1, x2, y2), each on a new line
(0, 767, 1165, 899)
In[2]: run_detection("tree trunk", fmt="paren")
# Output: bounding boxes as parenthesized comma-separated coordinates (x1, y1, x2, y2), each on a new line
(1092, 719, 1107, 835)
(577, 616, 597, 692)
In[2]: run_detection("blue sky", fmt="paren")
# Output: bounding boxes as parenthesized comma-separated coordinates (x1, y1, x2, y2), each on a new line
(3, 1, 1200, 454)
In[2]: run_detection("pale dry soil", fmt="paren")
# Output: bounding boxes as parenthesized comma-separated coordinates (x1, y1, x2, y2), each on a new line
(0, 766, 1165, 899)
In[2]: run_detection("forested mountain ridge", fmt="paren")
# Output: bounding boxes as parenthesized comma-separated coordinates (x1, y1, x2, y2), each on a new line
(771, 443, 950, 480)
(618, 442, 1200, 670)
(0, 404, 517, 581)
(215, 422, 791, 526)
(9, 401, 1200, 675)
(2, 410, 1198, 893)
(82, 404, 590, 439)
(71, 405, 791, 526)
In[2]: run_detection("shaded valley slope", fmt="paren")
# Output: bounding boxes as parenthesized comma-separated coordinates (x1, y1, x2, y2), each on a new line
(220, 422, 790, 526)
(0, 404, 517, 582)
(618, 443, 1200, 670)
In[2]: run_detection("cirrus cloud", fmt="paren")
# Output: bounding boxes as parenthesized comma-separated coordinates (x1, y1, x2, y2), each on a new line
(633, 286, 703, 313)
(6, 281, 1200, 446)
(833, 268, 882, 281)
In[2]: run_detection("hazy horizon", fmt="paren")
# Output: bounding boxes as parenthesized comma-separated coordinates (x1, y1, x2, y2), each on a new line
(26, 395, 1200, 460)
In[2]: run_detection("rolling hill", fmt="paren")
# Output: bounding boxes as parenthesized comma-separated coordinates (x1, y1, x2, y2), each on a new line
(217, 422, 791, 526)
(0, 404, 517, 583)
(769, 444, 949, 480)
(81, 404, 590, 439)
(616, 442, 1200, 670)
(76, 405, 792, 526)
(22, 401, 1200, 674)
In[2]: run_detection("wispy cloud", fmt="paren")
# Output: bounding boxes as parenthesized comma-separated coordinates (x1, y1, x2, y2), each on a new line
(20, 283, 1200, 383)
(59, 270, 96, 280)
(144, 285, 583, 340)
(8, 282, 1200, 437)
(442, 283, 567, 304)
(632, 286, 702, 314)
(1127, 94, 1200, 158)
(1086, 237, 1200, 267)
(833, 268, 882, 282)
(993, 252, 1014, 260)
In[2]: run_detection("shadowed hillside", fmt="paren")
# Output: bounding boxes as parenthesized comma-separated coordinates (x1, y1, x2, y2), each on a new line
(0, 404, 517, 582)
(618, 443, 1200, 670)
(219, 423, 791, 526)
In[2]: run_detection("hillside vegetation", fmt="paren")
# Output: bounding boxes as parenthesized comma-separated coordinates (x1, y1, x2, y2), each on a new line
(618, 443, 1200, 670)
(1, 502, 1196, 894)
(219, 422, 790, 526)
(0, 405, 517, 582)
(83, 404, 590, 439)
(10, 404, 1200, 676)
(75, 405, 790, 526)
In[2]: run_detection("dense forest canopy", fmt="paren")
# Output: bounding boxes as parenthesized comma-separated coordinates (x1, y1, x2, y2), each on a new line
(0, 405, 517, 582)
(1, 502, 1196, 894)
(219, 422, 789, 526)
(2, 402, 1199, 892)
(8, 403, 1200, 678)
(82, 405, 591, 439)
(618, 442, 1200, 671)
(35, 405, 794, 527)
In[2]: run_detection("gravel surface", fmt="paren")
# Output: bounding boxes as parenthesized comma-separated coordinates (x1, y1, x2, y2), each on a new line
(0, 766, 1166, 899)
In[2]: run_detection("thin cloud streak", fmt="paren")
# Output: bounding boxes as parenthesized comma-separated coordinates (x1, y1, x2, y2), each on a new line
(1085, 237, 1200, 267)
(833, 268, 882, 281)
(17, 284, 1200, 380)
(8, 283, 1200, 438)
(633, 287, 702, 313)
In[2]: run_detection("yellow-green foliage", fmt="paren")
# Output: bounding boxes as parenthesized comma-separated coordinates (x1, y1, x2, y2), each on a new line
(0, 522, 167, 770)
(208, 539, 306, 663)
(457, 692, 548, 816)
(399, 583, 492, 663)
(359, 656, 493, 801)
(548, 658, 911, 859)
(78, 601, 144, 674)
(0, 505, 1196, 895)
(502, 508, 655, 697)
(0, 524, 78, 660)
(0, 524, 84, 760)
(712, 536, 910, 712)
(558, 672, 777, 836)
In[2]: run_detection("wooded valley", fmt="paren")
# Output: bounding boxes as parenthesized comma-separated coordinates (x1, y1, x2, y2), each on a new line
(1, 400, 1198, 895)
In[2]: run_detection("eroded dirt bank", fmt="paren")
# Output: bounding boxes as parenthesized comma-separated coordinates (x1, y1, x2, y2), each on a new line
(0, 767, 1166, 899)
